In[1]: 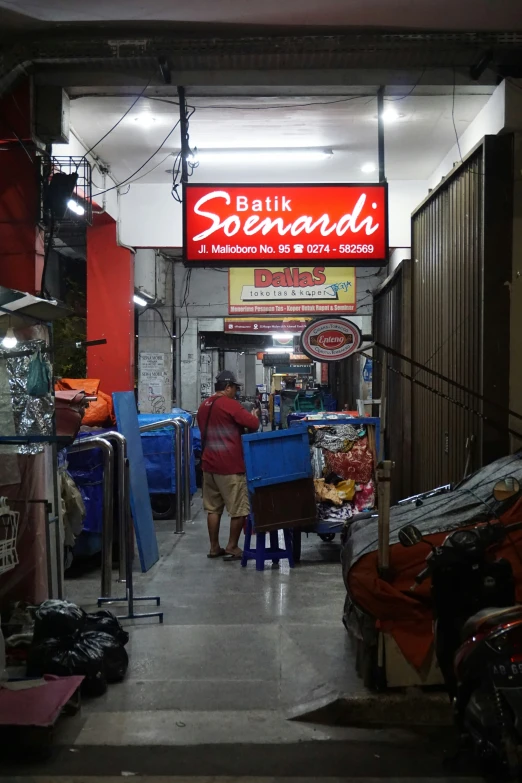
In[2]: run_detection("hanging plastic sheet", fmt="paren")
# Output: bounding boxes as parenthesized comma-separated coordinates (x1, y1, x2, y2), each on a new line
(0, 357, 20, 485)
(0, 325, 53, 455)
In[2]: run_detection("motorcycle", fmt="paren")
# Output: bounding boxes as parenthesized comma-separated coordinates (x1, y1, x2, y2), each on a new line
(399, 477, 522, 779)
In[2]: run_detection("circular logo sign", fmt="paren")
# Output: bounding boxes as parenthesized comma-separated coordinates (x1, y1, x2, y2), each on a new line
(300, 318, 362, 362)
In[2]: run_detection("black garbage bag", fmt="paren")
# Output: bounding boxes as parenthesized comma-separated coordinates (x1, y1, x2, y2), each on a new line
(33, 599, 86, 642)
(27, 633, 107, 697)
(88, 631, 129, 682)
(27, 630, 128, 694)
(84, 610, 129, 646)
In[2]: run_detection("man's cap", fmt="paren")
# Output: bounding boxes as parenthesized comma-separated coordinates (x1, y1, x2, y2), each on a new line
(216, 370, 242, 388)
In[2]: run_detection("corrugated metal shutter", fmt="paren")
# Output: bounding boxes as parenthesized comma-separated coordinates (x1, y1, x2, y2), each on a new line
(373, 263, 412, 501)
(410, 135, 513, 492)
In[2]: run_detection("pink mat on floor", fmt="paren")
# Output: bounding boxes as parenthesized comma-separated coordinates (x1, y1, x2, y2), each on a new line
(0, 674, 83, 726)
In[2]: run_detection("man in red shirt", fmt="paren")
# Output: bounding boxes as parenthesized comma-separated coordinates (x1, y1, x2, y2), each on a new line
(197, 370, 260, 560)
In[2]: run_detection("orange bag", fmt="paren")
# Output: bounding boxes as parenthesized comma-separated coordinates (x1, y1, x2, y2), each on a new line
(55, 379, 116, 427)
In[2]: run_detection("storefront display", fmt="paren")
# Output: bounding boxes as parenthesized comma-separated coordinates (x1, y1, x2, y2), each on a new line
(309, 422, 377, 525)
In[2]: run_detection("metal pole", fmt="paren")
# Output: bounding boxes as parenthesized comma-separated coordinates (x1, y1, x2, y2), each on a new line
(124, 458, 134, 617)
(377, 459, 393, 580)
(177, 86, 189, 184)
(377, 86, 386, 183)
(70, 437, 114, 597)
(379, 354, 388, 463)
(138, 420, 184, 533)
(100, 431, 128, 583)
(176, 315, 182, 408)
(98, 456, 163, 623)
(176, 417, 192, 523)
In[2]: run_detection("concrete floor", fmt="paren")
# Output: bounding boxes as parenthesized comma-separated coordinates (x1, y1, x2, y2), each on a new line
(4, 497, 481, 780)
(65, 495, 365, 716)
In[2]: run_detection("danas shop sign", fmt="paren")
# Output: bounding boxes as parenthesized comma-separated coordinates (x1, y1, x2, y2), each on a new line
(183, 184, 388, 265)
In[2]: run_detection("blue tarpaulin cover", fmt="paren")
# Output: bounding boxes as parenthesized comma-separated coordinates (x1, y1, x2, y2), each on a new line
(67, 431, 110, 534)
(138, 412, 197, 495)
(67, 410, 197, 539)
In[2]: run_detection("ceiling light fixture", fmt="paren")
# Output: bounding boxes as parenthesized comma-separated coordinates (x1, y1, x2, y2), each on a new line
(2, 327, 17, 349)
(188, 148, 334, 165)
(272, 333, 295, 340)
(361, 162, 376, 173)
(265, 347, 294, 354)
(381, 107, 402, 123)
(134, 114, 156, 128)
(67, 199, 85, 216)
(133, 294, 148, 307)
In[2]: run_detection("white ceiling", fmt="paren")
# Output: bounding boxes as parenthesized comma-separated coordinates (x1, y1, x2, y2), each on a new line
(1, 0, 521, 30)
(68, 91, 493, 183)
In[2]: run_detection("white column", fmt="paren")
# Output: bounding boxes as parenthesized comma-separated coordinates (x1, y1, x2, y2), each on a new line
(179, 317, 199, 412)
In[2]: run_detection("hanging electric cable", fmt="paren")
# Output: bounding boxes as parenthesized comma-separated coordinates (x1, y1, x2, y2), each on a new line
(91, 119, 181, 197)
(81, 78, 153, 160)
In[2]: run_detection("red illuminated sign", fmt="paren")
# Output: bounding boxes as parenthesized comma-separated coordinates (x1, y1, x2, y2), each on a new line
(183, 184, 388, 266)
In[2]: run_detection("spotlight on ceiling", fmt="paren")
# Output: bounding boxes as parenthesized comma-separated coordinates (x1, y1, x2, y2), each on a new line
(133, 294, 148, 307)
(361, 162, 376, 173)
(134, 114, 156, 128)
(381, 106, 402, 123)
(67, 199, 85, 216)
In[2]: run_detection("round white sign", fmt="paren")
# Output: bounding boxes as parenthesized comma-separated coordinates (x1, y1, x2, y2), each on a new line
(300, 318, 362, 362)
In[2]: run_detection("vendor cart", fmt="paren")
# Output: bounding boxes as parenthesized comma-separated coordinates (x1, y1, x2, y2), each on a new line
(288, 413, 380, 562)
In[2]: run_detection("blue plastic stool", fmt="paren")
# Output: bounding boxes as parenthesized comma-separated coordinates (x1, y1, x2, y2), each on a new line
(241, 515, 295, 571)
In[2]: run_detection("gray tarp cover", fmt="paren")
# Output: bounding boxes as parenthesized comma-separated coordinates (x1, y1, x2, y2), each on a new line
(342, 452, 522, 584)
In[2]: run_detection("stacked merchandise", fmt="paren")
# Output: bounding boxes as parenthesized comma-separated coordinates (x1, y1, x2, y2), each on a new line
(309, 424, 376, 524)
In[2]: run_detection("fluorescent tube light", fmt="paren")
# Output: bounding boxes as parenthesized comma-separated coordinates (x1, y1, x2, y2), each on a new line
(188, 148, 334, 165)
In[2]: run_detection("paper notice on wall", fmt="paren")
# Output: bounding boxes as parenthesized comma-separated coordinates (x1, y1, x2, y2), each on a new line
(138, 352, 169, 414)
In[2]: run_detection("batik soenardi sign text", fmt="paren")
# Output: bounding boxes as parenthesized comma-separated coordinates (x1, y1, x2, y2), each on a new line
(228, 266, 356, 314)
(183, 184, 388, 265)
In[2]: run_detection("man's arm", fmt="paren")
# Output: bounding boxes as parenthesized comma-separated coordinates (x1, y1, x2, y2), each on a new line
(228, 399, 260, 432)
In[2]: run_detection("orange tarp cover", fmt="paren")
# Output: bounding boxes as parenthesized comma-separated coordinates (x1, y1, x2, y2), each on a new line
(55, 378, 116, 427)
(346, 497, 522, 670)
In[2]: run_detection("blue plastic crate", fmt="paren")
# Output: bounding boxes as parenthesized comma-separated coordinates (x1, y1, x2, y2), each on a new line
(242, 426, 312, 492)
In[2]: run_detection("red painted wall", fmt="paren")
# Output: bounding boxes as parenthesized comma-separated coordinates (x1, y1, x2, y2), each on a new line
(0, 81, 42, 294)
(86, 214, 135, 394)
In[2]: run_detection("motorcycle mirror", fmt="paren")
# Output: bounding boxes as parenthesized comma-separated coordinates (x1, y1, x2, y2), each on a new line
(398, 524, 424, 547)
(493, 477, 521, 503)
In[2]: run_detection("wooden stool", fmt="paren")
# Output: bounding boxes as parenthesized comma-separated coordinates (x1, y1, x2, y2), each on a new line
(241, 515, 295, 571)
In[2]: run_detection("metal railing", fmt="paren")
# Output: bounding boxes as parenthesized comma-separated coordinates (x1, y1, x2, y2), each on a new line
(70, 415, 193, 618)
(99, 431, 128, 583)
(69, 436, 114, 597)
(138, 417, 191, 533)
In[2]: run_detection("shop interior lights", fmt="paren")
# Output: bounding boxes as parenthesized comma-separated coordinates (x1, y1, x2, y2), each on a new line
(2, 327, 17, 349)
(188, 148, 334, 165)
